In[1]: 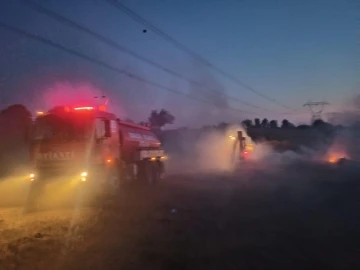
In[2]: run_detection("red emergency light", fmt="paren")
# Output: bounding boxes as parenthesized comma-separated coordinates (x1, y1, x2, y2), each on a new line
(242, 151, 249, 160)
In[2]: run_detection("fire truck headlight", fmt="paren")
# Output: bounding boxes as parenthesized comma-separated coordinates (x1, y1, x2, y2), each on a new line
(80, 171, 88, 182)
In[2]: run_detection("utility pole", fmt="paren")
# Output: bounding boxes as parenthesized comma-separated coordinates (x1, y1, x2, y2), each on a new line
(303, 101, 329, 122)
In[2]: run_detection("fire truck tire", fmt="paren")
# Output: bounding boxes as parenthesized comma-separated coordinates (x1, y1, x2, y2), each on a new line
(159, 161, 165, 180)
(137, 160, 152, 184)
(138, 160, 150, 184)
(137, 160, 163, 184)
(151, 161, 164, 183)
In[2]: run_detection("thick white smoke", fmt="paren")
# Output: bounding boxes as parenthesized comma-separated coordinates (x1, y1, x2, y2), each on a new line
(164, 124, 308, 175)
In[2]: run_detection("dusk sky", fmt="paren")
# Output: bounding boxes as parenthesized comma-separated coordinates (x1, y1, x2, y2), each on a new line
(0, 0, 358, 126)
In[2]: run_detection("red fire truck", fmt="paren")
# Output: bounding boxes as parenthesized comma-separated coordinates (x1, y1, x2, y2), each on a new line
(27, 105, 165, 208)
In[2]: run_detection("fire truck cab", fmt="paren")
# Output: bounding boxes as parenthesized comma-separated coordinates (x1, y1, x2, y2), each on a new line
(28, 105, 165, 206)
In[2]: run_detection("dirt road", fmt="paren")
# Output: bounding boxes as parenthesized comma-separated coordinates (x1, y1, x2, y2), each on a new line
(1, 163, 360, 270)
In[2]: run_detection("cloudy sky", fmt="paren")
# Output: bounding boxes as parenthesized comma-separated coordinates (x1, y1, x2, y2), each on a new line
(0, 0, 358, 126)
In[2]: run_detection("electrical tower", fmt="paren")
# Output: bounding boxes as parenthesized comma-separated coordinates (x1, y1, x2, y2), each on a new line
(303, 101, 329, 122)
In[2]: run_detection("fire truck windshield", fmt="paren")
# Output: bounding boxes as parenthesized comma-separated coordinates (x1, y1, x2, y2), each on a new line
(33, 113, 94, 141)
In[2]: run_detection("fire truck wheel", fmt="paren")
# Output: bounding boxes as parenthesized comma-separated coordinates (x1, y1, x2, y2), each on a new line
(159, 161, 165, 180)
(151, 161, 163, 183)
(138, 160, 152, 184)
(142, 161, 151, 184)
(137, 160, 162, 184)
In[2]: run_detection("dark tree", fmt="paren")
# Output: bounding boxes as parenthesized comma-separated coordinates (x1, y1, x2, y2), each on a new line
(269, 120, 278, 128)
(148, 109, 175, 130)
(261, 118, 269, 128)
(312, 119, 325, 127)
(2, 104, 30, 117)
(312, 119, 334, 135)
(1, 104, 32, 142)
(254, 118, 261, 127)
(297, 124, 310, 129)
(241, 119, 253, 128)
(281, 119, 295, 128)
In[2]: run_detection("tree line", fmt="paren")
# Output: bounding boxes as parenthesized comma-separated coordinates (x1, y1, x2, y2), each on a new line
(241, 118, 340, 131)
(242, 118, 295, 129)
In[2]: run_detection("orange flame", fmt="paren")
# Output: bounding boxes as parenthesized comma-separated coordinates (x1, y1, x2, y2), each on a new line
(327, 152, 347, 164)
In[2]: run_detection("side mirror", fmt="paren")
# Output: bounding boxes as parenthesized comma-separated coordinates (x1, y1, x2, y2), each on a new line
(104, 120, 111, 138)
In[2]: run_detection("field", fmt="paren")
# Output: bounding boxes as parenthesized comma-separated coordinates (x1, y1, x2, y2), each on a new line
(0, 162, 360, 270)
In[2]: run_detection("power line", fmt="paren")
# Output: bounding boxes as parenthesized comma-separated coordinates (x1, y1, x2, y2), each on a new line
(106, 0, 293, 110)
(0, 21, 258, 115)
(20, 0, 276, 113)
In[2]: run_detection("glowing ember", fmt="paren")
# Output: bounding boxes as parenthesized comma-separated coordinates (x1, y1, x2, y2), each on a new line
(326, 152, 347, 164)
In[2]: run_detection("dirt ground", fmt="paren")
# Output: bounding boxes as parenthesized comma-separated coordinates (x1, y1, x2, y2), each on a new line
(1, 163, 360, 270)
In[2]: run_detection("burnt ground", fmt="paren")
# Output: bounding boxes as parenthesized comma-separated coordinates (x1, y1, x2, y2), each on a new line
(1, 162, 360, 270)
